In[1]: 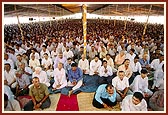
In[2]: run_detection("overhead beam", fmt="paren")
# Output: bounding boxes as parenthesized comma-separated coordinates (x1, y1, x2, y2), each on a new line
(55, 4, 74, 13)
(90, 4, 109, 13)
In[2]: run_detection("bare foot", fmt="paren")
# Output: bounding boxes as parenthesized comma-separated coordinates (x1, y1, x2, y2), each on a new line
(68, 90, 73, 97)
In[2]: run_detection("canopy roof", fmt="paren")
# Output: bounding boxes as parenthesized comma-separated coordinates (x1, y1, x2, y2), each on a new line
(4, 3, 164, 17)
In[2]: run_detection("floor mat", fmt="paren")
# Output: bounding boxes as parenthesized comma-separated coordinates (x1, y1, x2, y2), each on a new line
(56, 94, 79, 111)
(44, 93, 61, 111)
(77, 92, 121, 111)
(17, 95, 32, 109)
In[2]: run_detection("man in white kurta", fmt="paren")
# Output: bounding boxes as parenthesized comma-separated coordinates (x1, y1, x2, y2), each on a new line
(52, 62, 67, 90)
(125, 49, 136, 62)
(117, 59, 133, 79)
(41, 53, 53, 70)
(29, 54, 40, 71)
(150, 54, 164, 71)
(112, 71, 132, 101)
(40, 45, 51, 59)
(89, 56, 102, 76)
(152, 64, 164, 90)
(103, 54, 117, 72)
(32, 67, 50, 87)
(130, 69, 153, 98)
(78, 54, 89, 74)
(4, 63, 17, 88)
(98, 60, 113, 84)
(63, 46, 74, 59)
(121, 92, 147, 111)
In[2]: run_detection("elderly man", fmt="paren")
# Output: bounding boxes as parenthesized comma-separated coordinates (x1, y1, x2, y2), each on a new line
(24, 77, 51, 111)
(32, 67, 50, 87)
(52, 62, 67, 91)
(54, 52, 66, 69)
(78, 54, 90, 74)
(92, 84, 117, 110)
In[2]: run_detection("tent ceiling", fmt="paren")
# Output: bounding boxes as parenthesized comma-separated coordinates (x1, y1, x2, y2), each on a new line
(4, 4, 164, 17)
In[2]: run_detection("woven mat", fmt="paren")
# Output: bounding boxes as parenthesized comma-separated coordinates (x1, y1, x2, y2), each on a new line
(77, 92, 121, 111)
(44, 93, 61, 111)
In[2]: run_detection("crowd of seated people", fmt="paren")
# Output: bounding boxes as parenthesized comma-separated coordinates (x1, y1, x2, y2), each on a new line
(4, 19, 164, 111)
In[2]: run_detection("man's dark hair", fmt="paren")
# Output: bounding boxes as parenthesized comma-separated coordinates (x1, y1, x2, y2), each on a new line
(67, 57, 72, 60)
(105, 84, 114, 90)
(102, 60, 107, 64)
(133, 92, 144, 101)
(134, 55, 139, 59)
(141, 69, 148, 74)
(71, 63, 77, 67)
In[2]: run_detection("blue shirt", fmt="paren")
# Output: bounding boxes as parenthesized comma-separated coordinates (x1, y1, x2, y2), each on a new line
(68, 67, 83, 82)
(139, 59, 150, 68)
(95, 84, 117, 104)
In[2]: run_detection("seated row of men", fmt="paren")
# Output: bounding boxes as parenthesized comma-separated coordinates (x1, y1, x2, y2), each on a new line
(4, 59, 164, 111)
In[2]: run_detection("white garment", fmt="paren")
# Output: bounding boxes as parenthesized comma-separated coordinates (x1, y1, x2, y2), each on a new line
(130, 75, 153, 96)
(67, 79, 83, 91)
(129, 61, 142, 73)
(125, 53, 136, 62)
(32, 71, 50, 87)
(4, 69, 17, 88)
(52, 68, 67, 89)
(51, 50, 59, 62)
(4, 59, 14, 69)
(152, 69, 164, 90)
(121, 95, 147, 111)
(78, 59, 90, 74)
(99, 65, 113, 77)
(40, 49, 51, 59)
(103, 58, 116, 72)
(41, 58, 53, 69)
(8, 53, 17, 64)
(30, 52, 40, 60)
(63, 50, 74, 59)
(15, 48, 26, 55)
(89, 60, 102, 75)
(150, 59, 164, 71)
(112, 76, 129, 91)
(117, 65, 133, 78)
(4, 85, 15, 100)
(29, 59, 40, 69)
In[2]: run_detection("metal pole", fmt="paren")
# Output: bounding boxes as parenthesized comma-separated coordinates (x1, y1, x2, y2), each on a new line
(82, 4, 87, 57)
(14, 5, 24, 40)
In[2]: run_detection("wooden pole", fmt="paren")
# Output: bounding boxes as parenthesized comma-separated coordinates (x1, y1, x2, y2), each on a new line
(48, 4, 52, 27)
(36, 4, 43, 32)
(114, 5, 118, 27)
(82, 4, 87, 57)
(14, 5, 24, 40)
(124, 4, 130, 30)
(142, 5, 152, 40)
